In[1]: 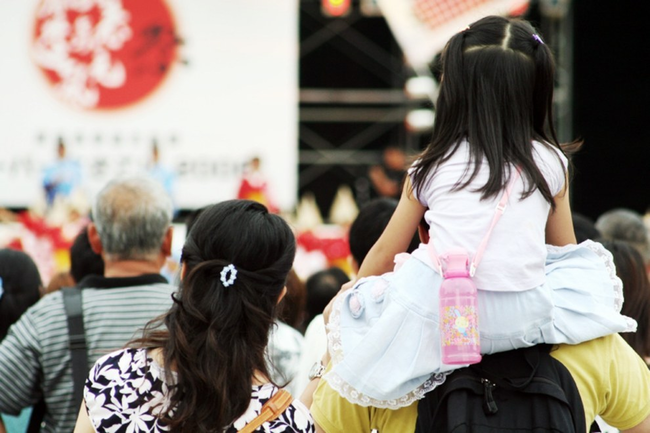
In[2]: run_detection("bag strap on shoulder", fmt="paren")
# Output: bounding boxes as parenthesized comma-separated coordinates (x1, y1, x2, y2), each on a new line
(61, 287, 89, 408)
(29, 287, 89, 432)
(239, 389, 293, 433)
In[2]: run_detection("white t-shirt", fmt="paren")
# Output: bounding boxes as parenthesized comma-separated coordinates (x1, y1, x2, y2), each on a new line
(293, 314, 328, 397)
(410, 140, 568, 292)
(267, 321, 305, 396)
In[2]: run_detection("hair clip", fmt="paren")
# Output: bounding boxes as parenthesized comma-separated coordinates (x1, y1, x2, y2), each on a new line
(220, 264, 237, 287)
(532, 34, 544, 44)
(461, 25, 470, 32)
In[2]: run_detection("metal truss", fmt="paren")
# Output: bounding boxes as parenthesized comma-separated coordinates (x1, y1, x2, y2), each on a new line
(298, 1, 424, 214)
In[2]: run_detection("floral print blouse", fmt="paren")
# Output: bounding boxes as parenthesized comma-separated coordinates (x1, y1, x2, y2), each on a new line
(84, 348, 315, 432)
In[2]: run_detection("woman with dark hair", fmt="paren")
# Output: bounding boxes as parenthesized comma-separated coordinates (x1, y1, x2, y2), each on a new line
(0, 249, 42, 341)
(601, 240, 650, 365)
(74, 200, 314, 432)
(0, 249, 42, 433)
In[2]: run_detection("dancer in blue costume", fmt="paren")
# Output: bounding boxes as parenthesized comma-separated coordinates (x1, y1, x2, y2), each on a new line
(325, 15, 637, 409)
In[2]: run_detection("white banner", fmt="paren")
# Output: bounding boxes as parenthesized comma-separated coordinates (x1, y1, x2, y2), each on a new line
(0, 0, 298, 211)
(376, 0, 530, 70)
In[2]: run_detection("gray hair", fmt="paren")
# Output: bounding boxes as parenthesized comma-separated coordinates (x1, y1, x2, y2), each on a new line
(92, 176, 173, 261)
(596, 208, 649, 263)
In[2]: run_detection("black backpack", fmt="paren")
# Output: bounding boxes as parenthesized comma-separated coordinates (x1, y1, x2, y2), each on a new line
(415, 344, 597, 433)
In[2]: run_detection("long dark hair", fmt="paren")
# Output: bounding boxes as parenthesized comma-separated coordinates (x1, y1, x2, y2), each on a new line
(133, 200, 296, 431)
(601, 240, 650, 360)
(0, 249, 42, 341)
(412, 15, 579, 208)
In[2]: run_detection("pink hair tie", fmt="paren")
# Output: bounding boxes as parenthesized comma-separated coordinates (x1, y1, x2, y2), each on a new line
(532, 34, 544, 44)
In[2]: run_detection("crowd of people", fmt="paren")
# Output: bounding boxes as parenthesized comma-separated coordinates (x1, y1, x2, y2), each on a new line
(0, 14, 649, 433)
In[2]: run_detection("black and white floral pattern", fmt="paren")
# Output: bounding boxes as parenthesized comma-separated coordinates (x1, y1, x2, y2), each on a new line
(85, 348, 315, 432)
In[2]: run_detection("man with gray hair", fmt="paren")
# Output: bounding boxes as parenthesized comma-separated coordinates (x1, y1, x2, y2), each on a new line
(0, 177, 176, 432)
(595, 208, 650, 266)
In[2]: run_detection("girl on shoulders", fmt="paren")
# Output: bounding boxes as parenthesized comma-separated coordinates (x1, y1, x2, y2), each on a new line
(325, 15, 636, 409)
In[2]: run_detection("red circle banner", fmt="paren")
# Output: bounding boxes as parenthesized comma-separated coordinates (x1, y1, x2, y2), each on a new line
(32, 0, 178, 110)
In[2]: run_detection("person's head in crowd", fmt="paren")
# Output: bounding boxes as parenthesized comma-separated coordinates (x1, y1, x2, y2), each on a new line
(70, 226, 105, 283)
(277, 268, 307, 332)
(135, 200, 296, 430)
(305, 267, 350, 328)
(151, 141, 160, 164)
(572, 212, 601, 243)
(601, 240, 650, 362)
(596, 208, 649, 264)
(0, 249, 42, 340)
(382, 146, 407, 171)
(43, 227, 106, 295)
(44, 272, 75, 295)
(88, 176, 173, 267)
(57, 137, 66, 160)
(349, 198, 419, 272)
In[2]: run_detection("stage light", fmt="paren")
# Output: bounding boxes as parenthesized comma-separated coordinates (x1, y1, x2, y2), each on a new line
(405, 109, 435, 132)
(322, 0, 351, 17)
(405, 76, 437, 101)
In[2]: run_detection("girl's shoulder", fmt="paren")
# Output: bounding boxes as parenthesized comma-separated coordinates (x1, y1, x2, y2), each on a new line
(88, 347, 166, 392)
(85, 348, 171, 432)
(229, 384, 315, 432)
(531, 140, 568, 169)
(92, 347, 154, 373)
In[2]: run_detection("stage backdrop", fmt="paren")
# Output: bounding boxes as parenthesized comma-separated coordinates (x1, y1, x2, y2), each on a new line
(0, 0, 298, 211)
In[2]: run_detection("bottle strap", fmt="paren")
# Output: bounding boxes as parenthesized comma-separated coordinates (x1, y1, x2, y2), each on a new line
(238, 389, 293, 433)
(427, 167, 522, 277)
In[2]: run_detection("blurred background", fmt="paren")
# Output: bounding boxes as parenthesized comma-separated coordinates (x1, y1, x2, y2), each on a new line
(0, 0, 649, 282)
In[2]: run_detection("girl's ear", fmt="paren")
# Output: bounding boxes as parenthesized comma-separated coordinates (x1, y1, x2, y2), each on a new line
(180, 262, 187, 281)
(277, 286, 288, 305)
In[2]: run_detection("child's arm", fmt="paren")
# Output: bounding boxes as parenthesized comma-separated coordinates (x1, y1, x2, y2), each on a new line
(356, 176, 427, 279)
(545, 174, 577, 246)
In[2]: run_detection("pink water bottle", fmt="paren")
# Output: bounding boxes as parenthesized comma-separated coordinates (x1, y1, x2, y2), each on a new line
(439, 248, 481, 365)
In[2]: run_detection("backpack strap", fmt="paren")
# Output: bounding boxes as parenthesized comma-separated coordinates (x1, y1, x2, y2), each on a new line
(238, 389, 293, 433)
(427, 167, 522, 276)
(61, 287, 89, 409)
(26, 398, 46, 433)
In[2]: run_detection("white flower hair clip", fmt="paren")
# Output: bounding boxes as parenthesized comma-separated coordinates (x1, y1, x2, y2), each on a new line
(220, 264, 238, 287)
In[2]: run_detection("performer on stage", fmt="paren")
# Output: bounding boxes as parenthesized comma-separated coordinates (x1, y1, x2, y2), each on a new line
(42, 138, 82, 208)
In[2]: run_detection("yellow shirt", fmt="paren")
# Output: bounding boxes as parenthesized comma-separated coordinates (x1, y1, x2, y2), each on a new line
(312, 334, 650, 432)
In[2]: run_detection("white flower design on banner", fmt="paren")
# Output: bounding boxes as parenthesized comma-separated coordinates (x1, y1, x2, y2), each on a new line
(33, 0, 132, 108)
(32, 0, 179, 110)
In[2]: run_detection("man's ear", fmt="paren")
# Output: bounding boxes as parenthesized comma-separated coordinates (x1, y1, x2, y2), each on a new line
(161, 226, 174, 258)
(87, 223, 103, 255)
